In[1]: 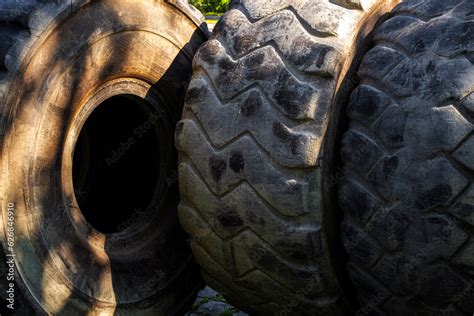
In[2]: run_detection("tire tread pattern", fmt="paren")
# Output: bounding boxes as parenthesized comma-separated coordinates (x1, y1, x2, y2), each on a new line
(339, 0, 474, 313)
(178, 0, 396, 314)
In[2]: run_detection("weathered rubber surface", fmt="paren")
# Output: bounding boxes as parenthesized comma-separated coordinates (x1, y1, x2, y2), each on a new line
(339, 0, 474, 314)
(177, 0, 398, 314)
(0, 0, 206, 314)
(0, 3, 45, 312)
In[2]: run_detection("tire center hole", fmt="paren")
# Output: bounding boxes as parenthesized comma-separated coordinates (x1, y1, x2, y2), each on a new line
(72, 95, 160, 234)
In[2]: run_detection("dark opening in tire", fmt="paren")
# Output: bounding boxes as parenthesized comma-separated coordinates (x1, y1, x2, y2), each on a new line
(73, 95, 160, 234)
(0, 1, 207, 313)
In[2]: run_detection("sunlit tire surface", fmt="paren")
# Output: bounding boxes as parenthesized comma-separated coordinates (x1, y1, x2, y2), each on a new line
(339, 0, 474, 313)
(176, 0, 400, 314)
(0, 0, 207, 314)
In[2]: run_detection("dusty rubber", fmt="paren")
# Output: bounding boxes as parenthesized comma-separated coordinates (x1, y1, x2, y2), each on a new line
(339, 0, 474, 314)
(0, 0, 207, 314)
(176, 0, 399, 314)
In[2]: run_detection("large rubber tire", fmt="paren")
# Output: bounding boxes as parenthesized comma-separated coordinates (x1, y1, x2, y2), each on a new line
(0, 0, 207, 314)
(176, 0, 399, 314)
(339, 0, 474, 314)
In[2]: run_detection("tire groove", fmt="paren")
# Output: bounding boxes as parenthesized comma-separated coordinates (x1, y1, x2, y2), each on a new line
(177, 119, 314, 215)
(180, 108, 315, 179)
(180, 0, 399, 313)
(219, 7, 340, 49)
(193, 57, 316, 122)
(341, 2, 474, 312)
(179, 154, 313, 222)
(187, 73, 323, 167)
(190, 68, 300, 128)
(196, 40, 331, 110)
(178, 112, 313, 180)
(233, 3, 338, 38)
(189, 221, 321, 295)
(181, 192, 317, 263)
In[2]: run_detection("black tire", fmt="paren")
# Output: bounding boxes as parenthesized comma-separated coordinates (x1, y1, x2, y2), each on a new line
(339, 0, 474, 314)
(176, 0, 399, 314)
(0, 0, 207, 314)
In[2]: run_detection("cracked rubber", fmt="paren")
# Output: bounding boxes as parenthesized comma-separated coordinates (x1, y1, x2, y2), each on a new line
(0, 0, 207, 314)
(339, 0, 474, 314)
(177, 0, 399, 314)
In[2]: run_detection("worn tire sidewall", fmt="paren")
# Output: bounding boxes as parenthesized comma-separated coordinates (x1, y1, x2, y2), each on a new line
(0, 0, 203, 314)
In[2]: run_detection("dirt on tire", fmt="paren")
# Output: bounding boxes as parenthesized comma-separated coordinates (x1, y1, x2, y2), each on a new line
(339, 0, 474, 314)
(0, 0, 207, 314)
(176, 0, 400, 314)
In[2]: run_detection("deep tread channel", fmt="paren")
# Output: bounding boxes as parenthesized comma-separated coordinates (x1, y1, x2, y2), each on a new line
(339, 0, 474, 314)
(177, 0, 399, 314)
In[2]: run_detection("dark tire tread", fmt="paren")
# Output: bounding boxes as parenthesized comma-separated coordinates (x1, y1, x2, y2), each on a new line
(177, 0, 398, 314)
(339, 0, 474, 314)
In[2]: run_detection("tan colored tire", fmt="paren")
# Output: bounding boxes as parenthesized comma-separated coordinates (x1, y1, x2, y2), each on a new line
(0, 0, 207, 314)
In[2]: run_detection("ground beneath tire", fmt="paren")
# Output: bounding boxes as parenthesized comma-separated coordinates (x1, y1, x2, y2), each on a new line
(187, 287, 247, 316)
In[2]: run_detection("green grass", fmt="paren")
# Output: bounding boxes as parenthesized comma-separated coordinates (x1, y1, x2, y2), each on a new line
(205, 12, 224, 16)
(219, 308, 238, 316)
(214, 294, 227, 302)
(188, 0, 229, 15)
(191, 294, 230, 313)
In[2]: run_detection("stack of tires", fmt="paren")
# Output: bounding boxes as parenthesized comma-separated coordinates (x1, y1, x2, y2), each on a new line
(0, 0, 472, 315)
(179, 0, 473, 314)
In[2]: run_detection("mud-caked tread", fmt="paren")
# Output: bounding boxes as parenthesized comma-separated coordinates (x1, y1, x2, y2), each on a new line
(178, 0, 399, 314)
(339, 0, 474, 314)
